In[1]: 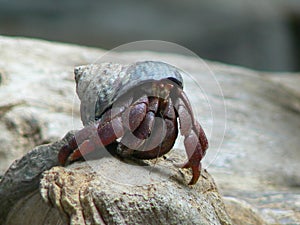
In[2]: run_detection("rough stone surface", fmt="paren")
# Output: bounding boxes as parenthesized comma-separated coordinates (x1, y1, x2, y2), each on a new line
(0, 36, 300, 224)
(223, 197, 266, 225)
(6, 156, 231, 225)
(0, 131, 75, 224)
(0, 36, 102, 174)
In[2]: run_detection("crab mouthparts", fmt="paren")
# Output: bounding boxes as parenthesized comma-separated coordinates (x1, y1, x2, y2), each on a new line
(150, 81, 174, 100)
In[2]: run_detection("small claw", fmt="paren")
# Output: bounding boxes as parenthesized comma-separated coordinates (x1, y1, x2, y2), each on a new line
(58, 125, 98, 165)
(176, 130, 204, 185)
(69, 139, 97, 162)
(175, 161, 201, 185)
(122, 95, 148, 131)
(58, 145, 73, 165)
(188, 163, 201, 185)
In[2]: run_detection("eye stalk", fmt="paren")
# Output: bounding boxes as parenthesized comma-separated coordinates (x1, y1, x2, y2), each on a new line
(167, 77, 183, 89)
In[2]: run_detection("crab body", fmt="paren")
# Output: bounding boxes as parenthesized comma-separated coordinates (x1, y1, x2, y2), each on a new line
(58, 61, 208, 185)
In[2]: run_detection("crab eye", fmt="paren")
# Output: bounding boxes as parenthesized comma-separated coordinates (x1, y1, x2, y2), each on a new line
(167, 77, 183, 89)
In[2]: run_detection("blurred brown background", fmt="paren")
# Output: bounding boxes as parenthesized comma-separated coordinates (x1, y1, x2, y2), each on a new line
(0, 0, 299, 71)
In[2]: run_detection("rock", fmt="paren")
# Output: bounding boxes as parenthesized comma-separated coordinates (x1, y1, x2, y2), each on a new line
(0, 35, 300, 224)
(5, 155, 231, 225)
(0, 131, 76, 224)
(223, 197, 266, 225)
(0, 35, 102, 174)
(0, 36, 231, 224)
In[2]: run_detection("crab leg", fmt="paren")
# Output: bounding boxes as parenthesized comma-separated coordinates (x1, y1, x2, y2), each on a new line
(173, 91, 208, 185)
(58, 124, 98, 165)
(58, 95, 149, 165)
(133, 114, 178, 159)
(130, 97, 178, 159)
(117, 97, 157, 156)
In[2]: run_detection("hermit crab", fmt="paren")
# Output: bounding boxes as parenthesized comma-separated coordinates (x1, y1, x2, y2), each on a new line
(58, 61, 208, 185)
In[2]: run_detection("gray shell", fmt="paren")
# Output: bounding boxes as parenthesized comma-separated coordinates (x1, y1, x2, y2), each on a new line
(75, 61, 184, 126)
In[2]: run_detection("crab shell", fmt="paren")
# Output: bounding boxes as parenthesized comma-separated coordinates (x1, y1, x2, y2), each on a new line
(75, 61, 185, 126)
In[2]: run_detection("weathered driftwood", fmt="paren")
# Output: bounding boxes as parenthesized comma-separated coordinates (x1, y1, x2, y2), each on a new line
(4, 139, 231, 225)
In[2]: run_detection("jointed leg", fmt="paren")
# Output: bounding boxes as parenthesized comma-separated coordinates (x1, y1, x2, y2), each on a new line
(173, 90, 208, 185)
(58, 95, 149, 165)
(131, 98, 178, 159)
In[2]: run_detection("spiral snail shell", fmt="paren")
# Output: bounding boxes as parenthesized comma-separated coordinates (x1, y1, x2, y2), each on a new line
(75, 61, 185, 125)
